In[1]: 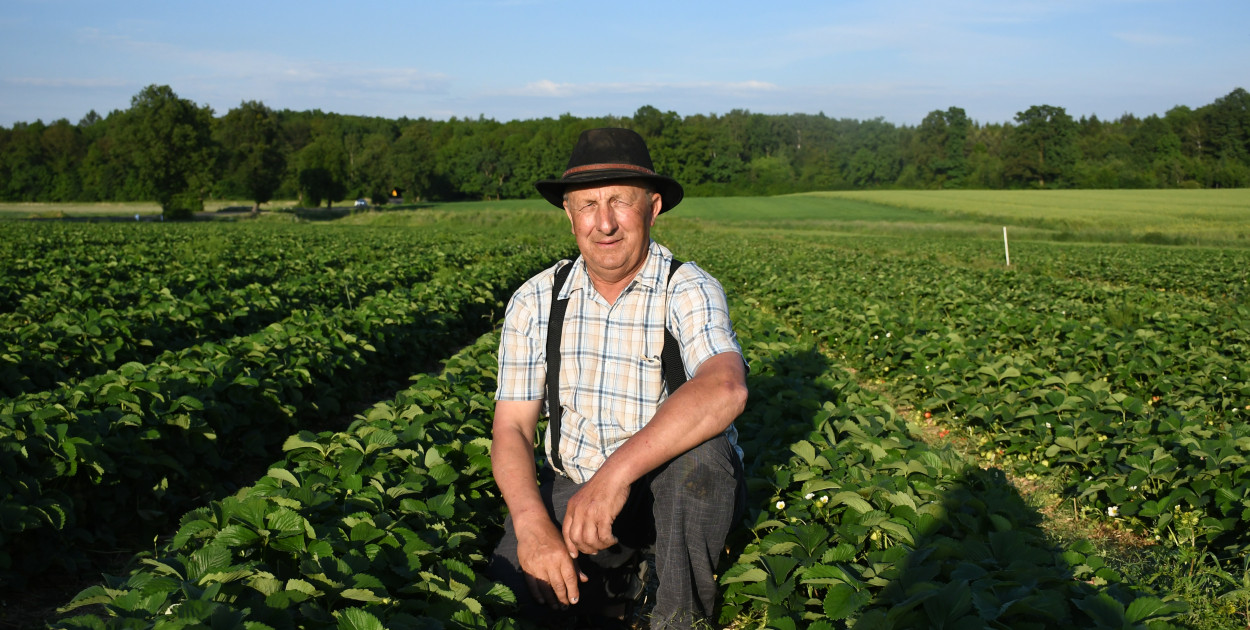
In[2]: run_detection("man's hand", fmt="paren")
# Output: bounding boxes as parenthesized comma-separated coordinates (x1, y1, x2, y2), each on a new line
(493, 400, 588, 608)
(558, 352, 747, 557)
(516, 517, 588, 609)
(562, 473, 631, 556)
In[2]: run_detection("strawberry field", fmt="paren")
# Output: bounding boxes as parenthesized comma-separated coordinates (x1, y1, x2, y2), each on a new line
(2, 201, 1248, 629)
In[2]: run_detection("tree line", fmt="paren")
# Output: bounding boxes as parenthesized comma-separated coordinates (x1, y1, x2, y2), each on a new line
(1, 84, 1247, 217)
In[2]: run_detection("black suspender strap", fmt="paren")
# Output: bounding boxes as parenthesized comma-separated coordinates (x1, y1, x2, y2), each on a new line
(660, 260, 688, 393)
(545, 261, 575, 474)
(545, 258, 686, 475)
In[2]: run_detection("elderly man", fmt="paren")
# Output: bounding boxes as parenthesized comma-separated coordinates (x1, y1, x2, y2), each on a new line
(489, 128, 748, 629)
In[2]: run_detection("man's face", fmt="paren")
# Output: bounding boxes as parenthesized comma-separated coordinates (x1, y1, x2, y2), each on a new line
(563, 181, 662, 286)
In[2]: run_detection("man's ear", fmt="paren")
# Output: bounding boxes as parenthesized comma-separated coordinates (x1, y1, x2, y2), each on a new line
(648, 191, 662, 225)
(563, 201, 575, 234)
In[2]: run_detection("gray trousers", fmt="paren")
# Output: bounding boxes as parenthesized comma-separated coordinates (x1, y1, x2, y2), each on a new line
(490, 435, 744, 629)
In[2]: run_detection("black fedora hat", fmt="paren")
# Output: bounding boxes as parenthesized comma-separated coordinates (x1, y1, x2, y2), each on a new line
(535, 128, 684, 213)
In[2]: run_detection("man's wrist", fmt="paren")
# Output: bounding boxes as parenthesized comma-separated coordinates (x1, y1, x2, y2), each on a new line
(512, 507, 557, 533)
(591, 454, 639, 491)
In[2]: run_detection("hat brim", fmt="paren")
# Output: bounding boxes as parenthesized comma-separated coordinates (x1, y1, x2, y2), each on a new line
(535, 170, 684, 214)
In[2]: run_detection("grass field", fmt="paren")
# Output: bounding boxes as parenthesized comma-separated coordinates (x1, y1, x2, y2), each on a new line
(7, 189, 1248, 247)
(0, 201, 167, 218)
(0, 199, 300, 219)
(316, 189, 1250, 247)
(812, 189, 1250, 245)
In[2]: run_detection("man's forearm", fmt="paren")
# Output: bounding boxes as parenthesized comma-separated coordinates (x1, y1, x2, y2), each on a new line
(492, 424, 551, 527)
(492, 400, 585, 607)
(491, 399, 554, 530)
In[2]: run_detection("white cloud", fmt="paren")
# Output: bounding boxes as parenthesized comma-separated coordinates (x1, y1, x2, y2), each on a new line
(73, 27, 449, 95)
(510, 79, 778, 99)
(4, 77, 129, 88)
(1113, 31, 1192, 46)
(725, 81, 779, 92)
(271, 64, 450, 94)
(517, 79, 573, 97)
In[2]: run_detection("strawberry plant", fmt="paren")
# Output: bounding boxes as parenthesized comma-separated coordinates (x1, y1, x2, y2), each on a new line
(1, 229, 572, 587)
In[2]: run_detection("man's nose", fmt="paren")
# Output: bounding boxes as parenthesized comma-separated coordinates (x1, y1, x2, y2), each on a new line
(595, 205, 618, 233)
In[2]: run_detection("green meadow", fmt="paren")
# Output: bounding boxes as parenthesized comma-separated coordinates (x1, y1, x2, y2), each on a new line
(336, 188, 1250, 247)
(7, 189, 1247, 248)
(808, 189, 1250, 244)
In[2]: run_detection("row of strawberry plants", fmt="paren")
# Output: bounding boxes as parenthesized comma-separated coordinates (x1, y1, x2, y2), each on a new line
(721, 341, 1184, 628)
(0, 243, 569, 588)
(44, 229, 1185, 629)
(679, 229, 1250, 558)
(646, 239, 1182, 628)
(842, 263, 1249, 559)
(40, 264, 814, 628)
(0, 223, 458, 317)
(0, 225, 508, 398)
(671, 232, 1247, 628)
(31, 274, 1033, 629)
(0, 224, 309, 315)
(52, 330, 516, 630)
(1, 264, 416, 398)
(1007, 239, 1250, 303)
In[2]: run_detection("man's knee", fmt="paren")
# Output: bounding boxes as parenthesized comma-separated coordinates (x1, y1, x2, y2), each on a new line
(651, 435, 742, 519)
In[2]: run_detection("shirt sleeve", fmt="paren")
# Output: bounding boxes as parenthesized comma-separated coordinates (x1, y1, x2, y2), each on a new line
(667, 263, 743, 377)
(495, 278, 547, 402)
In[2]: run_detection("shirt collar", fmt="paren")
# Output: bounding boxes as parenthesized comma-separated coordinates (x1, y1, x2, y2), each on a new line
(564, 240, 670, 300)
(632, 240, 668, 291)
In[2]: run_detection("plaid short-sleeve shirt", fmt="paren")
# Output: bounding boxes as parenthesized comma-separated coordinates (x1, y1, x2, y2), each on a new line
(495, 240, 743, 484)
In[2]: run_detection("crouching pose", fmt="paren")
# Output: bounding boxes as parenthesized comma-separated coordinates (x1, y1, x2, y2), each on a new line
(489, 128, 748, 629)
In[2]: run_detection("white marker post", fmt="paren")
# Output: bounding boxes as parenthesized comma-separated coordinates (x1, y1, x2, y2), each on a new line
(1003, 227, 1011, 266)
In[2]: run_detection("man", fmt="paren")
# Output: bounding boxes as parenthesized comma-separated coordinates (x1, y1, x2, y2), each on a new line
(489, 128, 748, 629)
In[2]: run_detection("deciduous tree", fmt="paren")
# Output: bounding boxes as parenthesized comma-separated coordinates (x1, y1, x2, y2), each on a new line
(1004, 105, 1077, 188)
(117, 85, 216, 218)
(913, 107, 970, 188)
(297, 134, 348, 208)
(216, 100, 285, 211)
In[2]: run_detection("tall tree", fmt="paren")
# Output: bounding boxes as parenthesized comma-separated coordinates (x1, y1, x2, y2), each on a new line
(0, 121, 50, 201)
(844, 118, 901, 187)
(216, 100, 285, 211)
(387, 120, 440, 203)
(79, 111, 145, 202)
(913, 107, 971, 188)
(118, 85, 216, 218)
(297, 134, 348, 208)
(1004, 105, 1077, 188)
(1202, 88, 1250, 165)
(1130, 115, 1184, 187)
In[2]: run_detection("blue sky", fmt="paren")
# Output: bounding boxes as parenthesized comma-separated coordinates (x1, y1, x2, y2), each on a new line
(1, 0, 1245, 127)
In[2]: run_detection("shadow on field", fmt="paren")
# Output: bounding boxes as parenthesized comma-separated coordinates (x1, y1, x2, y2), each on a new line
(293, 207, 353, 220)
(735, 348, 840, 486)
(720, 343, 1156, 627)
(848, 465, 1156, 628)
(728, 346, 845, 551)
(291, 203, 436, 221)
